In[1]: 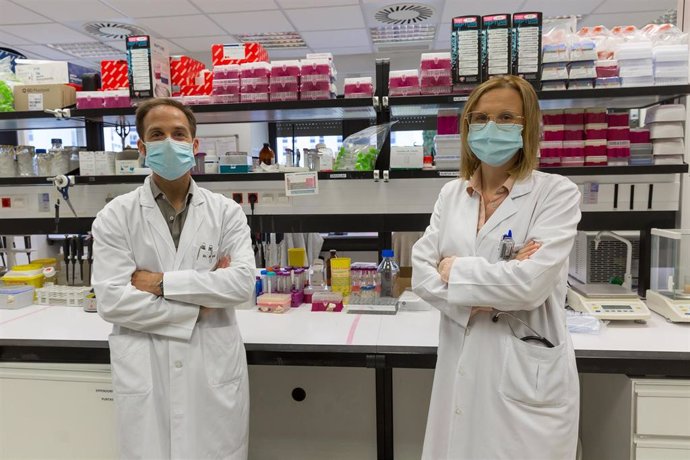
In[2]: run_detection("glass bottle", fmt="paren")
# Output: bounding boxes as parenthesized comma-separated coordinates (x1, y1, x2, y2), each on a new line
(377, 249, 400, 298)
(259, 143, 274, 165)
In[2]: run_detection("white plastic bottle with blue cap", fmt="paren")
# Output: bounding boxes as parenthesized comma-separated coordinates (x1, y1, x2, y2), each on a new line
(377, 249, 400, 298)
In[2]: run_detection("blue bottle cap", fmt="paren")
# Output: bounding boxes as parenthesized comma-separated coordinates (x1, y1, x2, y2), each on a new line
(382, 249, 394, 258)
(260, 270, 267, 275)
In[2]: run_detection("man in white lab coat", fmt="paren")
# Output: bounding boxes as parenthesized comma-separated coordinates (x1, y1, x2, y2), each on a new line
(92, 98, 256, 459)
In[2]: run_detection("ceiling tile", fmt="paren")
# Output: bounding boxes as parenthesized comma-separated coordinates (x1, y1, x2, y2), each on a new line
(301, 29, 370, 48)
(580, 11, 671, 28)
(285, 5, 366, 31)
(137, 15, 225, 38)
(102, 40, 127, 52)
(277, 0, 357, 7)
(311, 45, 373, 55)
(594, 0, 677, 13)
(214, 10, 293, 34)
(17, 0, 123, 22)
(104, 0, 200, 18)
(157, 39, 188, 55)
(441, 0, 528, 19)
(521, 0, 602, 17)
(190, 0, 278, 13)
(0, 23, 96, 44)
(0, 0, 51, 24)
(264, 48, 309, 59)
(0, 29, 31, 45)
(170, 35, 237, 52)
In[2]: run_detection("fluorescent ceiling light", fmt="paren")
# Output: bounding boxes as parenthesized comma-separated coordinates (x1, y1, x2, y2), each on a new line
(236, 32, 306, 49)
(370, 24, 436, 44)
(46, 42, 124, 60)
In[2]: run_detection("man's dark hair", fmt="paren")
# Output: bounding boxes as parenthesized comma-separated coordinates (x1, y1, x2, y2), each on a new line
(135, 98, 197, 140)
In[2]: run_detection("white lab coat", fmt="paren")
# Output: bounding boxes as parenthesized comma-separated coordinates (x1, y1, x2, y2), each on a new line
(412, 170, 581, 460)
(92, 176, 256, 460)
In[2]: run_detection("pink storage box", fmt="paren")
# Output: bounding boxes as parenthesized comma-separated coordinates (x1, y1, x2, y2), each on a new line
(542, 110, 565, 125)
(240, 92, 269, 103)
(584, 109, 607, 124)
(212, 79, 239, 95)
(539, 141, 563, 164)
(241, 78, 270, 93)
(585, 123, 608, 140)
(563, 110, 585, 125)
(630, 128, 651, 143)
(420, 69, 452, 87)
(211, 94, 240, 104)
(564, 125, 585, 141)
(182, 95, 211, 105)
(301, 59, 331, 76)
(607, 140, 631, 158)
(595, 60, 619, 78)
(270, 91, 299, 102)
(270, 76, 299, 92)
(543, 125, 565, 141)
(585, 140, 607, 157)
(420, 86, 452, 95)
(607, 127, 630, 141)
(437, 109, 460, 135)
(300, 79, 331, 92)
(420, 52, 452, 70)
(103, 90, 131, 108)
(271, 60, 300, 77)
(389, 70, 420, 88)
(76, 91, 104, 109)
(311, 291, 344, 312)
(344, 77, 373, 96)
(213, 64, 240, 80)
(257, 293, 292, 313)
(563, 140, 585, 158)
(301, 90, 333, 100)
(240, 62, 271, 78)
(607, 113, 629, 127)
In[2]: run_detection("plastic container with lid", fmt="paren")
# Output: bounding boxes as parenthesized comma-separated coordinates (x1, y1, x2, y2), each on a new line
(420, 85, 452, 95)
(543, 125, 565, 141)
(271, 60, 301, 77)
(648, 122, 684, 139)
(607, 113, 629, 127)
(270, 76, 299, 92)
(595, 77, 622, 88)
(652, 138, 685, 155)
(0, 286, 34, 309)
(300, 78, 331, 92)
(2, 263, 45, 289)
(389, 70, 420, 89)
(102, 89, 131, 108)
(595, 60, 619, 78)
(300, 90, 333, 100)
(584, 124, 608, 140)
(212, 79, 240, 95)
(76, 91, 104, 109)
(213, 64, 240, 80)
(257, 293, 292, 313)
(240, 93, 270, 103)
(344, 77, 374, 98)
(211, 94, 240, 105)
(300, 59, 332, 76)
(564, 125, 585, 141)
(420, 52, 452, 70)
(240, 78, 270, 93)
(311, 291, 344, 312)
(563, 110, 585, 125)
(630, 128, 651, 144)
(240, 62, 271, 78)
(645, 104, 686, 124)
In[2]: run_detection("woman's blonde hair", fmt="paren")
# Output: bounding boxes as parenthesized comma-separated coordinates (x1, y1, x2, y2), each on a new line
(459, 75, 540, 180)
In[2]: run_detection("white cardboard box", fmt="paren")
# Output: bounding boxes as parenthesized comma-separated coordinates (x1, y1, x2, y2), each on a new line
(390, 146, 424, 169)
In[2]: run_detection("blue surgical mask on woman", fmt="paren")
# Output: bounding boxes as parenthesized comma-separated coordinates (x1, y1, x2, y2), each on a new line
(467, 121, 523, 167)
(144, 137, 195, 180)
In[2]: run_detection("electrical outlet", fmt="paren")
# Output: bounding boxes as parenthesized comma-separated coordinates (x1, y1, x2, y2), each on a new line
(232, 193, 243, 204)
(247, 192, 259, 205)
(1, 197, 10, 208)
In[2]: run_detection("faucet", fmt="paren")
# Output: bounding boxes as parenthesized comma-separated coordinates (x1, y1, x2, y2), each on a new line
(594, 231, 633, 292)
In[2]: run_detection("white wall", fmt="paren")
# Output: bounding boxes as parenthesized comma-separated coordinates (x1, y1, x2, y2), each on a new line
(196, 122, 269, 158)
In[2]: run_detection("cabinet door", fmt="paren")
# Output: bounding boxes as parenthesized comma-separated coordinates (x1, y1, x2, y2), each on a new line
(635, 380, 690, 437)
(635, 438, 690, 460)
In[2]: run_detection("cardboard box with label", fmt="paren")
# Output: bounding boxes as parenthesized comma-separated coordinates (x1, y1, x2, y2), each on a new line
(15, 59, 95, 87)
(390, 146, 424, 169)
(13, 84, 76, 111)
(211, 42, 269, 66)
(126, 35, 171, 98)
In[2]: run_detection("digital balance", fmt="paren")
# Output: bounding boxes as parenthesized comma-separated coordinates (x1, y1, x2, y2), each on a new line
(567, 279, 651, 322)
(645, 228, 690, 322)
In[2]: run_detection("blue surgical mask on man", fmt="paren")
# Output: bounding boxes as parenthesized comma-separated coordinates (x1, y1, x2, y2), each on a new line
(467, 121, 523, 167)
(144, 137, 195, 181)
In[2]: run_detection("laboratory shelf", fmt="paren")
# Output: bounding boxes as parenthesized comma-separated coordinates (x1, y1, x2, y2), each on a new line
(0, 164, 684, 187)
(0, 98, 377, 131)
(388, 84, 690, 117)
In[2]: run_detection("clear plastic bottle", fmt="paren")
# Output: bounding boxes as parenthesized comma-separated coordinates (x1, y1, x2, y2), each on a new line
(16, 145, 35, 176)
(377, 249, 399, 298)
(350, 266, 361, 305)
(34, 149, 51, 176)
(49, 138, 68, 175)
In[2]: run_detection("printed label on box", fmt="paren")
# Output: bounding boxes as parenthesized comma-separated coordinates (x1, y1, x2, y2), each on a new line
(28, 93, 43, 111)
(285, 171, 318, 196)
(583, 182, 599, 205)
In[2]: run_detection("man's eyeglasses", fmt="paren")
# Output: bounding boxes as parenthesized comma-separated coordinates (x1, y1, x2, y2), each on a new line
(466, 111, 525, 131)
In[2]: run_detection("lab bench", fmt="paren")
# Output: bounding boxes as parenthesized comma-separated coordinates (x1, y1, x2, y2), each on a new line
(1, 305, 689, 460)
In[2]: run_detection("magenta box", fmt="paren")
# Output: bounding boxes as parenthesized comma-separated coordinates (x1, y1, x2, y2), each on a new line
(213, 65, 240, 80)
(585, 128, 607, 140)
(271, 63, 300, 77)
(595, 64, 619, 78)
(607, 127, 630, 141)
(630, 128, 651, 143)
(344, 81, 373, 94)
(300, 90, 332, 100)
(543, 113, 565, 125)
(420, 54, 452, 70)
(389, 74, 420, 88)
(421, 75, 452, 87)
(438, 116, 460, 135)
(543, 130, 565, 141)
(103, 93, 130, 108)
(607, 113, 629, 127)
(584, 111, 607, 124)
(585, 143, 607, 156)
(564, 127, 585, 141)
(212, 79, 239, 95)
(301, 61, 331, 76)
(240, 65, 270, 79)
(271, 81, 299, 92)
(564, 111, 585, 124)
(77, 94, 104, 109)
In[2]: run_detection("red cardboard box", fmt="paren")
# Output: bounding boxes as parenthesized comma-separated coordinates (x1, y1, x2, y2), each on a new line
(170, 56, 206, 96)
(181, 69, 213, 96)
(211, 43, 269, 66)
(101, 60, 129, 90)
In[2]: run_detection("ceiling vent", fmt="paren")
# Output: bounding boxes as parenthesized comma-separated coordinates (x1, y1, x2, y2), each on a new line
(83, 22, 147, 40)
(375, 3, 434, 25)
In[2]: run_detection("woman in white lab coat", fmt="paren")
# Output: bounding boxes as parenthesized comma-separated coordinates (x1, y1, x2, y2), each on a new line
(412, 75, 581, 459)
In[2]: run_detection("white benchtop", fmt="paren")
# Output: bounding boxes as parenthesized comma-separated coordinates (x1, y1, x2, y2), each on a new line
(1, 304, 689, 355)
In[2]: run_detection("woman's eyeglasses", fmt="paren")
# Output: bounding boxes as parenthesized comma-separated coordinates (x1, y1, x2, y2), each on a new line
(466, 111, 525, 131)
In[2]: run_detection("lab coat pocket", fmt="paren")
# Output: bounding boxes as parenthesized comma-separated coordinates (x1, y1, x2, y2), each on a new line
(108, 333, 153, 396)
(201, 325, 244, 387)
(499, 335, 568, 407)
